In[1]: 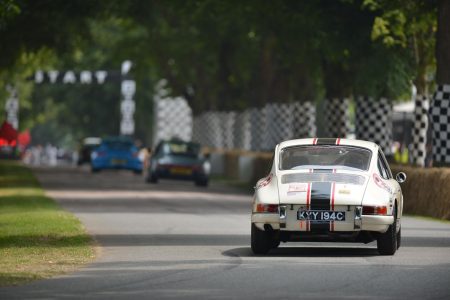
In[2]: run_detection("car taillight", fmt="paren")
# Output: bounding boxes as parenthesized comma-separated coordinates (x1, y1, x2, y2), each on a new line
(192, 165, 202, 172)
(255, 204, 279, 213)
(362, 206, 387, 215)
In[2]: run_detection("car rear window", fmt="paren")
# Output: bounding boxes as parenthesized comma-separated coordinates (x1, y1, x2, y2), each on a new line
(163, 142, 200, 157)
(279, 145, 372, 171)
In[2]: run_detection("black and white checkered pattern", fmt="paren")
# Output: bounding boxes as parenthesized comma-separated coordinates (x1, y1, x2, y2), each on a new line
(324, 98, 350, 138)
(264, 103, 293, 150)
(153, 97, 193, 146)
(219, 111, 236, 149)
(355, 96, 393, 155)
(410, 95, 429, 166)
(430, 84, 450, 165)
(292, 101, 317, 138)
(233, 110, 251, 150)
(192, 101, 317, 151)
(192, 111, 223, 148)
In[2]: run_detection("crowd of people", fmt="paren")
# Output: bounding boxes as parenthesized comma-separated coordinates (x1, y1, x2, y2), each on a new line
(22, 144, 77, 166)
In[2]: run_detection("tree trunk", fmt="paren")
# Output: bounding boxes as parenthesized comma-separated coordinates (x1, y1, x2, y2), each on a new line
(355, 96, 393, 156)
(436, 0, 450, 84)
(431, 0, 450, 166)
(410, 94, 430, 167)
(323, 62, 352, 138)
(324, 98, 350, 138)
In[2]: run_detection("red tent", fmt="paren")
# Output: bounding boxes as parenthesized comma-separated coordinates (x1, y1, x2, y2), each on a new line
(18, 130, 31, 147)
(0, 121, 18, 142)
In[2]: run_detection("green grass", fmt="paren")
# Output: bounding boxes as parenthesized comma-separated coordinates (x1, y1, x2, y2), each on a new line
(0, 160, 95, 286)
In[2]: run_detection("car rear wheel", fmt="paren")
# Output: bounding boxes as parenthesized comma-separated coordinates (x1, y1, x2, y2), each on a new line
(146, 172, 158, 183)
(195, 179, 208, 187)
(251, 223, 272, 255)
(377, 206, 398, 255)
(271, 240, 280, 249)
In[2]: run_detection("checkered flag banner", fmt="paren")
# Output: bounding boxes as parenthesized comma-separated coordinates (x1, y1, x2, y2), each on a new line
(234, 110, 251, 150)
(192, 101, 317, 151)
(324, 98, 350, 138)
(153, 97, 193, 146)
(355, 96, 393, 155)
(292, 101, 317, 138)
(263, 103, 293, 150)
(249, 101, 317, 151)
(430, 84, 450, 165)
(410, 95, 429, 166)
(193, 112, 222, 148)
(249, 107, 265, 151)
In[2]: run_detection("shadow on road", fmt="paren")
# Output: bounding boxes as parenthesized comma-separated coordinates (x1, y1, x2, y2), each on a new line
(92, 234, 249, 246)
(47, 234, 450, 248)
(223, 246, 380, 257)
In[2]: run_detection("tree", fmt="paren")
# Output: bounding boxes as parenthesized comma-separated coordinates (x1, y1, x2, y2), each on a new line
(431, 0, 450, 166)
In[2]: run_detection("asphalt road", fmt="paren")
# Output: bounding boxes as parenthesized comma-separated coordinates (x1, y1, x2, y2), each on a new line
(1, 166, 450, 299)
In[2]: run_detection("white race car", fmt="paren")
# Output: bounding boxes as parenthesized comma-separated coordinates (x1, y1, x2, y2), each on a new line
(251, 138, 406, 255)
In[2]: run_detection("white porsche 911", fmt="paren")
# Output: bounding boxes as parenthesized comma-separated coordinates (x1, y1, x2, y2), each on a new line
(251, 138, 406, 255)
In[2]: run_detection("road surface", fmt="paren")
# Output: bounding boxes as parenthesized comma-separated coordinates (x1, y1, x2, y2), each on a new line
(1, 166, 450, 299)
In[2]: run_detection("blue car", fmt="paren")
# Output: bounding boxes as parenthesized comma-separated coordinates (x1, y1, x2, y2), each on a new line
(91, 137, 142, 174)
(146, 139, 209, 186)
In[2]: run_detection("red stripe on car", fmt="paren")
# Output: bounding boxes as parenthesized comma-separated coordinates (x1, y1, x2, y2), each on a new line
(306, 182, 311, 208)
(331, 182, 336, 211)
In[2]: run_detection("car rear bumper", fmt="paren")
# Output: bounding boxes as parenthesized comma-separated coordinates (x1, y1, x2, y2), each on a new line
(153, 169, 208, 181)
(251, 213, 392, 233)
(92, 158, 142, 171)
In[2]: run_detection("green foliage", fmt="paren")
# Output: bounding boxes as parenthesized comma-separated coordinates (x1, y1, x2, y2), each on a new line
(362, 0, 437, 94)
(0, 0, 439, 145)
(0, 0, 20, 30)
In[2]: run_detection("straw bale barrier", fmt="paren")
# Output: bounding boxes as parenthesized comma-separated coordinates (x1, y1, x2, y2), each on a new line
(391, 165, 450, 220)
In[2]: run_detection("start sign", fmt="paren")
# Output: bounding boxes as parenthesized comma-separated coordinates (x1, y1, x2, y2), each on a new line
(30, 60, 136, 135)
(34, 70, 109, 84)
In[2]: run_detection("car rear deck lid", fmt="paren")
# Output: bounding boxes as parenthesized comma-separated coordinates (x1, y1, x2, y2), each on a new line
(281, 173, 366, 185)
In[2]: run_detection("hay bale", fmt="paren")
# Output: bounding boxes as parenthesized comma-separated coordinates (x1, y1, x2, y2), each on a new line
(391, 166, 450, 220)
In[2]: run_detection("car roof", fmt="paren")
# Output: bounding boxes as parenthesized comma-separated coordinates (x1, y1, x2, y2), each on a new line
(103, 136, 134, 144)
(160, 139, 200, 146)
(278, 138, 378, 153)
(83, 137, 101, 145)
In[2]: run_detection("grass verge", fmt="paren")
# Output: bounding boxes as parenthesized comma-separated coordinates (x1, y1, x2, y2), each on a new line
(0, 160, 95, 286)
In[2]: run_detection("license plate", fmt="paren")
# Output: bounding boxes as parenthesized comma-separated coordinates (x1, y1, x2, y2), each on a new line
(297, 210, 346, 221)
(170, 167, 192, 175)
(111, 159, 126, 165)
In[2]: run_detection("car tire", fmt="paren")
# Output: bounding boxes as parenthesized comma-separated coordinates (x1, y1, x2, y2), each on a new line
(396, 227, 401, 249)
(146, 172, 158, 183)
(377, 206, 398, 255)
(195, 179, 208, 187)
(91, 167, 100, 173)
(251, 223, 272, 255)
(133, 170, 142, 175)
(271, 240, 280, 249)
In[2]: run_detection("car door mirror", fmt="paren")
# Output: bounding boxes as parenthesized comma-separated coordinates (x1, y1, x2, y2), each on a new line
(395, 172, 406, 183)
